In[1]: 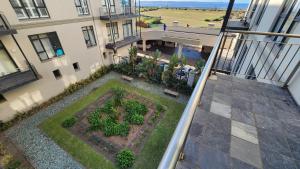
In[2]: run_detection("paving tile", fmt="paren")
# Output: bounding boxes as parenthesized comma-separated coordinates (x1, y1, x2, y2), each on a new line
(210, 101, 231, 119)
(176, 160, 199, 169)
(284, 123, 300, 144)
(232, 89, 253, 102)
(231, 108, 255, 126)
(287, 138, 300, 161)
(197, 127, 231, 153)
(212, 92, 232, 106)
(189, 122, 204, 138)
(232, 97, 252, 112)
(231, 157, 259, 169)
(182, 136, 202, 167)
(258, 128, 292, 158)
(231, 120, 258, 144)
(255, 114, 283, 133)
(199, 96, 212, 112)
(197, 143, 231, 169)
(277, 109, 300, 128)
(252, 102, 278, 119)
(193, 108, 210, 125)
(230, 136, 262, 168)
(260, 148, 298, 169)
(205, 112, 231, 134)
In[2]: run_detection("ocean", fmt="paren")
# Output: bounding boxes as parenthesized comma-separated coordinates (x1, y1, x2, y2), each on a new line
(140, 1, 248, 10)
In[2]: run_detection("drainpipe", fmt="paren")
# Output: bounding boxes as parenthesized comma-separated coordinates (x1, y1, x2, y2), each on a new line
(221, 0, 235, 32)
(11, 34, 38, 79)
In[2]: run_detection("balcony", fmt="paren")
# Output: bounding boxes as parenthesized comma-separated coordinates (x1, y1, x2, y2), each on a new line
(0, 13, 17, 36)
(158, 31, 300, 169)
(106, 34, 141, 50)
(0, 68, 37, 93)
(226, 19, 249, 30)
(99, 6, 138, 21)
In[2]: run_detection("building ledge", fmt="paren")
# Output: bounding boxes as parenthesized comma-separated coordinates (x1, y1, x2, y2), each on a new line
(0, 69, 37, 93)
(0, 28, 17, 36)
(106, 36, 141, 50)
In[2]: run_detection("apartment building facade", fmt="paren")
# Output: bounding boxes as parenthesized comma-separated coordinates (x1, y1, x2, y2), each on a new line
(0, 0, 140, 121)
(225, 0, 300, 105)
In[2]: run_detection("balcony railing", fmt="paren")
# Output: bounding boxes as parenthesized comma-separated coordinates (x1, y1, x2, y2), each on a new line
(158, 29, 300, 168)
(106, 32, 141, 50)
(213, 30, 300, 87)
(0, 66, 38, 93)
(0, 13, 17, 36)
(99, 6, 138, 20)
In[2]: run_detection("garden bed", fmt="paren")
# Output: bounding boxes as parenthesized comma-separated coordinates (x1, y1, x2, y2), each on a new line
(69, 90, 164, 162)
(40, 80, 185, 169)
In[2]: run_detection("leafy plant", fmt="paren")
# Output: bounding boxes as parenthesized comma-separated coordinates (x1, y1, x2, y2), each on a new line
(62, 117, 77, 128)
(129, 46, 138, 72)
(156, 103, 166, 112)
(128, 113, 144, 125)
(112, 87, 125, 107)
(103, 118, 129, 137)
(88, 109, 102, 130)
(116, 149, 135, 169)
(124, 100, 148, 116)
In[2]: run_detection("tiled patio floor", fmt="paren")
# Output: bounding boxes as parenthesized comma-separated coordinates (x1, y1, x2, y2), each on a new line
(176, 74, 300, 169)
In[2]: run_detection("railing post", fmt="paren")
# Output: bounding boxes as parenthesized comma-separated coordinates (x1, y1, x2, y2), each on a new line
(221, 0, 235, 32)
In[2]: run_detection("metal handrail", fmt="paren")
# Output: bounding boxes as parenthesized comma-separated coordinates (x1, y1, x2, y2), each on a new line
(225, 29, 300, 38)
(157, 32, 224, 169)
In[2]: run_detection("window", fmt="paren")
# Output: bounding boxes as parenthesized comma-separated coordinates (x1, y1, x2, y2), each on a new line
(0, 94, 6, 103)
(123, 20, 133, 38)
(271, 0, 297, 34)
(106, 22, 119, 42)
(0, 41, 18, 77)
(9, 0, 49, 19)
(75, 0, 89, 15)
(53, 69, 62, 79)
(29, 32, 64, 61)
(73, 62, 80, 71)
(82, 26, 96, 47)
(255, 0, 270, 25)
(248, 0, 259, 19)
(102, 0, 116, 14)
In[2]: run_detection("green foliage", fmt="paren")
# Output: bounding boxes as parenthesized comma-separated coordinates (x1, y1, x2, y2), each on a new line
(112, 87, 125, 107)
(61, 117, 77, 128)
(116, 149, 135, 169)
(124, 100, 147, 125)
(103, 118, 129, 137)
(195, 59, 205, 71)
(128, 113, 144, 125)
(124, 100, 148, 116)
(87, 109, 102, 130)
(129, 46, 138, 72)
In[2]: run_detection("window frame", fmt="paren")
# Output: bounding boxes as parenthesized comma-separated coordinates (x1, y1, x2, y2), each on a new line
(29, 32, 64, 62)
(52, 69, 62, 79)
(255, 0, 270, 25)
(0, 41, 19, 77)
(106, 22, 119, 42)
(73, 62, 80, 71)
(82, 26, 97, 47)
(9, 0, 50, 20)
(122, 20, 133, 38)
(74, 0, 90, 16)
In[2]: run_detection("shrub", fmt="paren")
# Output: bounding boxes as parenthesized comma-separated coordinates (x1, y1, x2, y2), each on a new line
(112, 87, 126, 106)
(103, 118, 129, 137)
(116, 149, 135, 169)
(87, 109, 102, 130)
(124, 100, 148, 116)
(204, 19, 211, 22)
(61, 117, 77, 128)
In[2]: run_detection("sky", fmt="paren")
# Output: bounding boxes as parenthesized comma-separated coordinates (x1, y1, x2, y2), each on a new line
(140, 0, 250, 3)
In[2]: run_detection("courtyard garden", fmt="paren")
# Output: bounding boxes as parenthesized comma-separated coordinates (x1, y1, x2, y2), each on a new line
(40, 79, 185, 169)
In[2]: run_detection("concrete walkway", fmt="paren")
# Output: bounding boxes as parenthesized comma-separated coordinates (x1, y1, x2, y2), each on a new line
(5, 72, 188, 169)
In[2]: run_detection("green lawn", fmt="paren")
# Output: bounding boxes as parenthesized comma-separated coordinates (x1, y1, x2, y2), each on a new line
(40, 79, 185, 169)
(141, 8, 245, 28)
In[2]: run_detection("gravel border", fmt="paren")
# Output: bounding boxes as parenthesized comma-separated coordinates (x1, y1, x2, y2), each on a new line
(5, 72, 188, 169)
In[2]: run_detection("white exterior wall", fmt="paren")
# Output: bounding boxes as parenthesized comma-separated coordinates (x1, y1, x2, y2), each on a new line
(0, 0, 137, 121)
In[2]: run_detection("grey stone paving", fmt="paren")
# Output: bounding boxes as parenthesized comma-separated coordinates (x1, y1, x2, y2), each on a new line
(176, 73, 300, 169)
(5, 72, 188, 169)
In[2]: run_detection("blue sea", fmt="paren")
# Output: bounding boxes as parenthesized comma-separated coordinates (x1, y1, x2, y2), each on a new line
(140, 1, 248, 10)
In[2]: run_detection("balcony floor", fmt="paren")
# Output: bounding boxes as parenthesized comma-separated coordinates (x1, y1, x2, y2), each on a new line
(176, 74, 300, 169)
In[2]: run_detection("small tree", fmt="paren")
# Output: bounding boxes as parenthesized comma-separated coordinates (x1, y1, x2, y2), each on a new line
(195, 59, 205, 73)
(128, 46, 138, 72)
(162, 54, 179, 87)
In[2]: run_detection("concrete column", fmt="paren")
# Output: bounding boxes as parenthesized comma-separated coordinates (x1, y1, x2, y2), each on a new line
(177, 44, 183, 58)
(142, 40, 147, 52)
